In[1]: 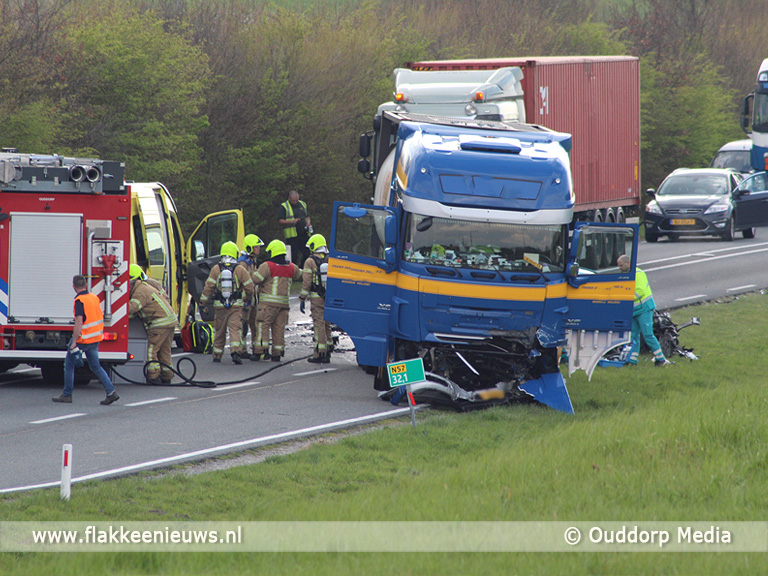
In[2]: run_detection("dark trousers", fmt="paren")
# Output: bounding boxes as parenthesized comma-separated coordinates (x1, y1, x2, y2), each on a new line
(287, 236, 309, 266)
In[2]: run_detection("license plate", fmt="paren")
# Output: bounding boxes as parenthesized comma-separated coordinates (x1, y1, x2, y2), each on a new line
(671, 219, 695, 226)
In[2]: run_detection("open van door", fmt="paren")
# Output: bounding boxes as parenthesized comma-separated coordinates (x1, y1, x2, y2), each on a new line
(564, 222, 638, 378)
(185, 210, 244, 323)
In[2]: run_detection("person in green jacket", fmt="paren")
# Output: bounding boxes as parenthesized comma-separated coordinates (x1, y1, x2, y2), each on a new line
(618, 254, 670, 366)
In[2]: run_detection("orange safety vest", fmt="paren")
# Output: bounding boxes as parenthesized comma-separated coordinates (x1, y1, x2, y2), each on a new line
(74, 292, 104, 344)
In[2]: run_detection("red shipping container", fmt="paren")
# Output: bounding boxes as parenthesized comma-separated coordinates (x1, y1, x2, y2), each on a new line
(406, 57, 641, 219)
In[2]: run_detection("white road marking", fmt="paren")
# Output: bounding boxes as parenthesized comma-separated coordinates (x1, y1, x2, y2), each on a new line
(125, 397, 177, 407)
(294, 368, 337, 376)
(30, 413, 87, 424)
(727, 285, 757, 292)
(674, 294, 707, 302)
(644, 246, 768, 272)
(211, 381, 260, 391)
(2, 408, 421, 493)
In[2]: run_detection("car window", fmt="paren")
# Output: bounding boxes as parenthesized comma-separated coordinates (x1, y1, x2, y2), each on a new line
(710, 151, 752, 173)
(658, 173, 729, 196)
(741, 172, 768, 193)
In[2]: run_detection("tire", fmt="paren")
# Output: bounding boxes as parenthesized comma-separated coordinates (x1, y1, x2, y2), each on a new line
(645, 232, 659, 243)
(0, 361, 19, 373)
(40, 362, 65, 387)
(742, 227, 756, 239)
(612, 208, 625, 263)
(586, 210, 604, 269)
(668, 233, 680, 242)
(721, 215, 735, 241)
(602, 208, 616, 267)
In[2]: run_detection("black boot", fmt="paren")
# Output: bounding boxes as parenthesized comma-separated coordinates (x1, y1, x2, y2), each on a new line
(308, 352, 329, 364)
(231, 352, 242, 365)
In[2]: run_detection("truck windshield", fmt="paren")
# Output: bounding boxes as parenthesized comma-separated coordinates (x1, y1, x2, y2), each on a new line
(754, 92, 768, 133)
(403, 215, 566, 273)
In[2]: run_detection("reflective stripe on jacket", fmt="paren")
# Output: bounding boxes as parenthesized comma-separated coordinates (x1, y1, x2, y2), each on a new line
(129, 281, 178, 328)
(75, 292, 104, 344)
(199, 262, 255, 308)
(254, 260, 302, 307)
(281, 200, 307, 239)
(634, 268, 653, 306)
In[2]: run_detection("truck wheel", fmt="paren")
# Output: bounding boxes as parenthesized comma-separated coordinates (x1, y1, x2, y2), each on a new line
(373, 369, 388, 391)
(40, 362, 65, 388)
(0, 361, 19, 373)
(612, 208, 626, 263)
(585, 210, 604, 268)
(602, 208, 616, 267)
(742, 227, 756, 239)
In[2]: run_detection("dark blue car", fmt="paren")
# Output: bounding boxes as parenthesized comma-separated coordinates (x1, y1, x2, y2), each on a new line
(644, 168, 768, 242)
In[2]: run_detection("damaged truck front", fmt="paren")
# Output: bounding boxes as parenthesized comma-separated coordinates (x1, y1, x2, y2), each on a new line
(326, 112, 638, 413)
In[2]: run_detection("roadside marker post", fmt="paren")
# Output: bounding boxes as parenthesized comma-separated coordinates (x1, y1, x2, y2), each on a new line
(386, 358, 425, 428)
(61, 444, 72, 501)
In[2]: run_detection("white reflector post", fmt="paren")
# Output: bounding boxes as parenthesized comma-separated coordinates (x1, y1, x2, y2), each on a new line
(61, 444, 72, 501)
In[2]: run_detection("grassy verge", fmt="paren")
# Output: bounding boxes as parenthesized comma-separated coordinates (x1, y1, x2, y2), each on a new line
(2, 294, 767, 575)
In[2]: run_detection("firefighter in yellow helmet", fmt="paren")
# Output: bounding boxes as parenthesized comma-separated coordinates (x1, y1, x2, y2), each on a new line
(129, 264, 172, 306)
(129, 264, 179, 384)
(199, 241, 255, 364)
(299, 234, 333, 363)
(251, 239, 302, 361)
(237, 234, 264, 359)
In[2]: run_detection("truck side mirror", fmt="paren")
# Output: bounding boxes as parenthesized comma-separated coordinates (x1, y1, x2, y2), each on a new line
(741, 93, 754, 133)
(359, 132, 372, 158)
(568, 262, 580, 277)
(357, 158, 370, 175)
(384, 214, 397, 245)
(385, 246, 396, 266)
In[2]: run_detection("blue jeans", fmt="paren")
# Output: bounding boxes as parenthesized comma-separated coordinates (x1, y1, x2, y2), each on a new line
(63, 340, 116, 397)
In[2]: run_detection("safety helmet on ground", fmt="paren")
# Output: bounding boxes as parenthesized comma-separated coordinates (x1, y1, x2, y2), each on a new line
(266, 239, 287, 258)
(306, 233, 327, 252)
(220, 241, 239, 259)
(243, 234, 264, 253)
(129, 264, 146, 281)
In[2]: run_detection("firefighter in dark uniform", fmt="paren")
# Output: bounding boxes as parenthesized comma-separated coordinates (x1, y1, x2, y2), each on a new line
(251, 239, 302, 361)
(237, 233, 264, 359)
(129, 264, 179, 384)
(299, 234, 333, 363)
(199, 241, 255, 364)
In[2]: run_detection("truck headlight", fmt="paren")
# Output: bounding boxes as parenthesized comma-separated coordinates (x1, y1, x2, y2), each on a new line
(704, 203, 729, 215)
(645, 201, 662, 215)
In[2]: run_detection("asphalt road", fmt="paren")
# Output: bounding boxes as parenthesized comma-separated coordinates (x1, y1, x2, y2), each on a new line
(3, 234, 768, 493)
(637, 235, 768, 310)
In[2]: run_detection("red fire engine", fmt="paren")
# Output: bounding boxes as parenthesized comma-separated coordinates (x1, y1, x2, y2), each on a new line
(0, 150, 130, 384)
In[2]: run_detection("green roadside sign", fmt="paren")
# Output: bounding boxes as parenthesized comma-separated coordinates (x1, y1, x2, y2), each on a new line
(387, 358, 426, 388)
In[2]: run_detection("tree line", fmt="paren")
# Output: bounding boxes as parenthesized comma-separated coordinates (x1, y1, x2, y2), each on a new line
(1, 0, 765, 240)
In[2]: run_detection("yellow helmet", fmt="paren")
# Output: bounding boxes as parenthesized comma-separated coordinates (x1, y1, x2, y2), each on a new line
(243, 234, 264, 253)
(220, 241, 239, 259)
(266, 239, 287, 258)
(306, 233, 327, 252)
(129, 264, 145, 281)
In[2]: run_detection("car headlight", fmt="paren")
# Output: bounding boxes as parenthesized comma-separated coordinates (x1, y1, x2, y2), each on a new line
(704, 202, 729, 215)
(645, 201, 662, 215)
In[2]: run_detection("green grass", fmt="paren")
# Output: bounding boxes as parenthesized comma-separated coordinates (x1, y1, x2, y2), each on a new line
(2, 294, 768, 574)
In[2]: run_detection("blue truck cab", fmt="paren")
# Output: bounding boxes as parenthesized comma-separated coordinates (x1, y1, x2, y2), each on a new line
(327, 112, 638, 413)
